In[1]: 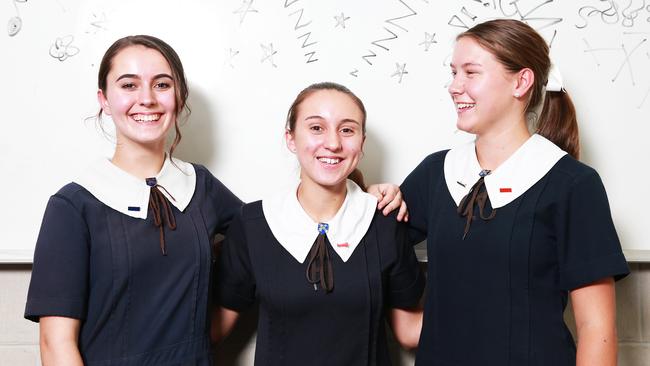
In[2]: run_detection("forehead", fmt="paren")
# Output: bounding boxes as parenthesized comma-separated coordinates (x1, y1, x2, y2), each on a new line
(108, 45, 172, 76)
(451, 37, 499, 67)
(297, 90, 363, 118)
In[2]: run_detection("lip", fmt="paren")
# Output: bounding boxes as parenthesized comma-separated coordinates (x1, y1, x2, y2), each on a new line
(130, 113, 163, 123)
(454, 101, 475, 114)
(317, 156, 344, 166)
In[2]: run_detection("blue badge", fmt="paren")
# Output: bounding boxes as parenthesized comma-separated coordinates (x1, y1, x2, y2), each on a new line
(145, 177, 157, 187)
(128, 206, 141, 212)
(317, 222, 329, 235)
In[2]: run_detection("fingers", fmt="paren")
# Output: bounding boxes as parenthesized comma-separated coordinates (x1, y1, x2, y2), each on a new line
(396, 201, 409, 222)
(381, 190, 403, 216)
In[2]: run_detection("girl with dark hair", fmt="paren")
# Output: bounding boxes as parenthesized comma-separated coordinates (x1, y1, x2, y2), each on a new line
(24, 35, 243, 365)
(400, 19, 629, 365)
(214, 82, 425, 365)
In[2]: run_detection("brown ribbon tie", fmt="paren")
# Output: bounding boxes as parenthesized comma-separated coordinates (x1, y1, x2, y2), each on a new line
(305, 222, 334, 293)
(457, 170, 497, 239)
(146, 177, 177, 255)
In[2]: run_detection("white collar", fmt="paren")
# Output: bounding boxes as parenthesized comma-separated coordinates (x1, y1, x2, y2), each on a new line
(75, 157, 196, 219)
(444, 134, 566, 209)
(262, 179, 377, 263)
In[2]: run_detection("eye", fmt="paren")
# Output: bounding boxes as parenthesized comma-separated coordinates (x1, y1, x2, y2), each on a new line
(309, 125, 323, 133)
(450, 70, 457, 77)
(120, 82, 136, 90)
(154, 81, 172, 89)
(340, 127, 356, 135)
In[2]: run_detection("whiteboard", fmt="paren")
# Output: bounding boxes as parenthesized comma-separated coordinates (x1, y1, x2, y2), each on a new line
(1, 0, 649, 262)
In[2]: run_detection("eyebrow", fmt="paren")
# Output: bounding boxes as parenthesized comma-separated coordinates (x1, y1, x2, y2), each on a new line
(304, 115, 361, 124)
(115, 73, 173, 82)
(450, 62, 482, 68)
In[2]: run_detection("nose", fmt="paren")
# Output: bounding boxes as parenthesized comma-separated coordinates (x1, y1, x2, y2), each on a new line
(324, 130, 341, 151)
(448, 75, 463, 96)
(138, 85, 156, 107)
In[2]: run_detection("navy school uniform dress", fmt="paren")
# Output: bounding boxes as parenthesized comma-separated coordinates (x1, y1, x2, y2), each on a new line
(25, 157, 243, 366)
(217, 180, 425, 366)
(401, 134, 630, 366)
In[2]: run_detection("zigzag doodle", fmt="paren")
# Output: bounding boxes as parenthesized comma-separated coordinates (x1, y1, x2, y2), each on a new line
(353, 0, 420, 76)
(285, 1, 319, 63)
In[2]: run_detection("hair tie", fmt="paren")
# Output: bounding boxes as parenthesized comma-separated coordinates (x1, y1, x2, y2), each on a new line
(545, 63, 565, 93)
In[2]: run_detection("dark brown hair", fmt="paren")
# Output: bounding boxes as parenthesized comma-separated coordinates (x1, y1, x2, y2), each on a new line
(97, 35, 190, 159)
(286, 82, 367, 190)
(458, 19, 579, 159)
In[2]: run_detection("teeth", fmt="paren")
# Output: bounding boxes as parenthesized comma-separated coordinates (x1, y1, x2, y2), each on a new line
(132, 114, 161, 122)
(456, 103, 475, 110)
(318, 157, 340, 165)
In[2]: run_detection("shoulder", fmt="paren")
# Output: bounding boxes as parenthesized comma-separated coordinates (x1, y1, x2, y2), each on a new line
(549, 155, 602, 186)
(51, 182, 103, 213)
(421, 150, 449, 167)
(241, 200, 265, 220)
(369, 209, 405, 236)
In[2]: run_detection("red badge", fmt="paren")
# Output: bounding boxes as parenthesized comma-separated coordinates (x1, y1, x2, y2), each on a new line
(337, 243, 349, 248)
(499, 188, 512, 193)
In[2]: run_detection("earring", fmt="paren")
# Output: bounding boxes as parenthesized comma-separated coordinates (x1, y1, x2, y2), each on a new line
(514, 92, 520, 98)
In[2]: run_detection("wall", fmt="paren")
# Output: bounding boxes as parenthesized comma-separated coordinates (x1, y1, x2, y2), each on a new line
(2, 264, 648, 366)
(1, 0, 650, 262)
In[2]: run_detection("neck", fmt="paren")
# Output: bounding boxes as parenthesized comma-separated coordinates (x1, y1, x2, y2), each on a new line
(297, 179, 347, 223)
(475, 119, 530, 170)
(111, 142, 167, 179)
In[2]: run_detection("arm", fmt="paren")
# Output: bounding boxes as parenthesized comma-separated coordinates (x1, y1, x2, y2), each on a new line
(570, 277, 617, 366)
(211, 307, 241, 344)
(40, 316, 83, 366)
(366, 183, 408, 221)
(389, 306, 423, 350)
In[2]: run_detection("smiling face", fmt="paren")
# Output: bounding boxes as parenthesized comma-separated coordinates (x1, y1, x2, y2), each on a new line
(97, 45, 177, 150)
(448, 37, 519, 136)
(286, 89, 365, 192)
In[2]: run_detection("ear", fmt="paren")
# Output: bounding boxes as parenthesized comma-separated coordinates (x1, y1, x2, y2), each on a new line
(513, 68, 535, 99)
(285, 130, 297, 153)
(97, 89, 112, 116)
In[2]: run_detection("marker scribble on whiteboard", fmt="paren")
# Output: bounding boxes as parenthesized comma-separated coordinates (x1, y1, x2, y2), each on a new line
(356, 0, 418, 68)
(286, 2, 320, 63)
(584, 38, 647, 86)
(576, 0, 648, 29)
(391, 63, 408, 83)
(49, 35, 80, 62)
(7, 0, 27, 37)
(86, 13, 108, 34)
(233, 0, 258, 25)
(334, 12, 350, 29)
(260, 43, 278, 68)
(419, 32, 437, 51)
(225, 48, 240, 68)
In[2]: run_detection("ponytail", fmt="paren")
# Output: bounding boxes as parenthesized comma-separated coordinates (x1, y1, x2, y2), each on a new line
(536, 91, 580, 159)
(348, 168, 367, 192)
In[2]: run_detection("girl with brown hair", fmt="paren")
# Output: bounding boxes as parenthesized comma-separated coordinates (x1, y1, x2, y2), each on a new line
(25, 35, 243, 365)
(215, 82, 424, 365)
(400, 19, 629, 365)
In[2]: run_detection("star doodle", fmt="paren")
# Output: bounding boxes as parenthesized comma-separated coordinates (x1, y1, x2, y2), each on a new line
(334, 12, 350, 29)
(419, 32, 437, 51)
(233, 0, 258, 25)
(391, 63, 408, 83)
(261, 43, 278, 68)
(225, 48, 240, 68)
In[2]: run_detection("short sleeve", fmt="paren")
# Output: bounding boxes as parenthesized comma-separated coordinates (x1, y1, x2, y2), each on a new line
(401, 153, 442, 245)
(216, 212, 256, 311)
(385, 220, 425, 309)
(25, 194, 90, 322)
(557, 171, 629, 291)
